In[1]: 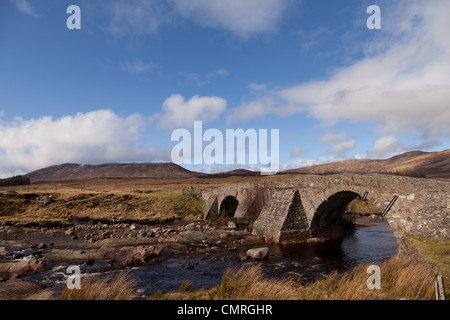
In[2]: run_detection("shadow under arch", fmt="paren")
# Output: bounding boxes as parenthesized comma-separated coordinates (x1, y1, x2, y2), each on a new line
(310, 191, 360, 239)
(219, 195, 239, 218)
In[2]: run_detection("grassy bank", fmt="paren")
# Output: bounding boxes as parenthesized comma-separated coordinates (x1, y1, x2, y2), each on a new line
(401, 234, 450, 299)
(0, 191, 204, 227)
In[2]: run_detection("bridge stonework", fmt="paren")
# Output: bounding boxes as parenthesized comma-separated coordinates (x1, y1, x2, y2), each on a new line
(201, 174, 449, 242)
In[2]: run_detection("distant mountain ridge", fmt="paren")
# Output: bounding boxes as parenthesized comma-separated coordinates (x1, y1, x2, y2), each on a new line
(25, 150, 449, 182)
(281, 149, 450, 179)
(26, 163, 204, 183)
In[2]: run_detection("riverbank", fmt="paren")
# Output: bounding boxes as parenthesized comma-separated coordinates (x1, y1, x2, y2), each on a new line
(0, 219, 264, 300)
(149, 256, 437, 300)
(149, 234, 448, 300)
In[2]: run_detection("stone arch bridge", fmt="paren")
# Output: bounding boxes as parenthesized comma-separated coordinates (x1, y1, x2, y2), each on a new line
(199, 174, 449, 242)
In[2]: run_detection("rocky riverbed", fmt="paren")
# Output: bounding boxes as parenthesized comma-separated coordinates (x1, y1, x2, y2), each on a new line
(0, 219, 266, 299)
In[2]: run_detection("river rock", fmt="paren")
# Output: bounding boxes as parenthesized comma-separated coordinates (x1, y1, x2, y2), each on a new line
(92, 237, 158, 248)
(246, 247, 270, 260)
(185, 223, 196, 230)
(65, 229, 75, 236)
(44, 249, 109, 262)
(121, 245, 168, 267)
(178, 231, 209, 245)
(240, 236, 264, 246)
(169, 243, 189, 252)
(138, 229, 148, 237)
(42, 195, 55, 206)
(312, 257, 323, 264)
(7, 260, 49, 277)
(0, 247, 8, 257)
(227, 221, 237, 230)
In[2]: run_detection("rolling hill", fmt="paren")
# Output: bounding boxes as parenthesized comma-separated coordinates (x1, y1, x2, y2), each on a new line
(26, 163, 204, 183)
(282, 150, 450, 179)
(24, 150, 449, 183)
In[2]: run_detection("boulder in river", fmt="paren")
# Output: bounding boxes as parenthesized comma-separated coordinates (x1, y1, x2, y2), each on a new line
(6, 260, 49, 277)
(227, 221, 237, 230)
(121, 245, 168, 267)
(246, 247, 270, 260)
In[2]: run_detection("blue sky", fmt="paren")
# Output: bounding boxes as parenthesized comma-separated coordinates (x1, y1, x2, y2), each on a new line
(0, 0, 449, 177)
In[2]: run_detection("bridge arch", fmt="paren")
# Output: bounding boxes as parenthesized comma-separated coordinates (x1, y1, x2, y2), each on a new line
(310, 191, 360, 239)
(219, 195, 239, 218)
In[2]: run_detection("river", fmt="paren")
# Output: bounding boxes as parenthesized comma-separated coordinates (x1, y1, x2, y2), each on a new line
(129, 217, 398, 296)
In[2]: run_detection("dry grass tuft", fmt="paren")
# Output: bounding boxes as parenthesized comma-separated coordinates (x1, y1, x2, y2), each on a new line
(212, 264, 298, 300)
(298, 257, 436, 300)
(149, 264, 298, 300)
(60, 272, 137, 300)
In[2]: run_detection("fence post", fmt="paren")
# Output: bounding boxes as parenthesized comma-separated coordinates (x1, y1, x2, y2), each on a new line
(436, 274, 446, 300)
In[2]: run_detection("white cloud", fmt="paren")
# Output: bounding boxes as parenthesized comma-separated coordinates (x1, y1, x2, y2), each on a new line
(319, 133, 348, 145)
(0, 110, 167, 178)
(206, 69, 229, 78)
(170, 0, 289, 38)
(104, 0, 174, 37)
(281, 132, 293, 140)
(102, 0, 288, 38)
(121, 59, 154, 73)
(279, 0, 450, 138)
(289, 148, 305, 158)
(180, 69, 229, 86)
(327, 139, 355, 155)
(280, 157, 336, 171)
(367, 136, 400, 159)
(157, 94, 227, 129)
(319, 133, 355, 156)
(227, 97, 274, 123)
(227, 97, 303, 123)
(231, 0, 449, 154)
(11, 0, 39, 18)
(248, 83, 268, 92)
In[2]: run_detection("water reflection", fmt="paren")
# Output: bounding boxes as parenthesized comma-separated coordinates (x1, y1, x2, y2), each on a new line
(260, 218, 398, 282)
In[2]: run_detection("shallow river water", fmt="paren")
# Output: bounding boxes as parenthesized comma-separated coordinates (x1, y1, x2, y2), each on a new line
(128, 218, 398, 296)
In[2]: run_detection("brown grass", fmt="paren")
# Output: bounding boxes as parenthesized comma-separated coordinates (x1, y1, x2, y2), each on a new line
(298, 257, 436, 300)
(402, 234, 450, 299)
(345, 198, 381, 215)
(60, 272, 137, 300)
(151, 257, 437, 300)
(212, 264, 299, 300)
(0, 191, 204, 227)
